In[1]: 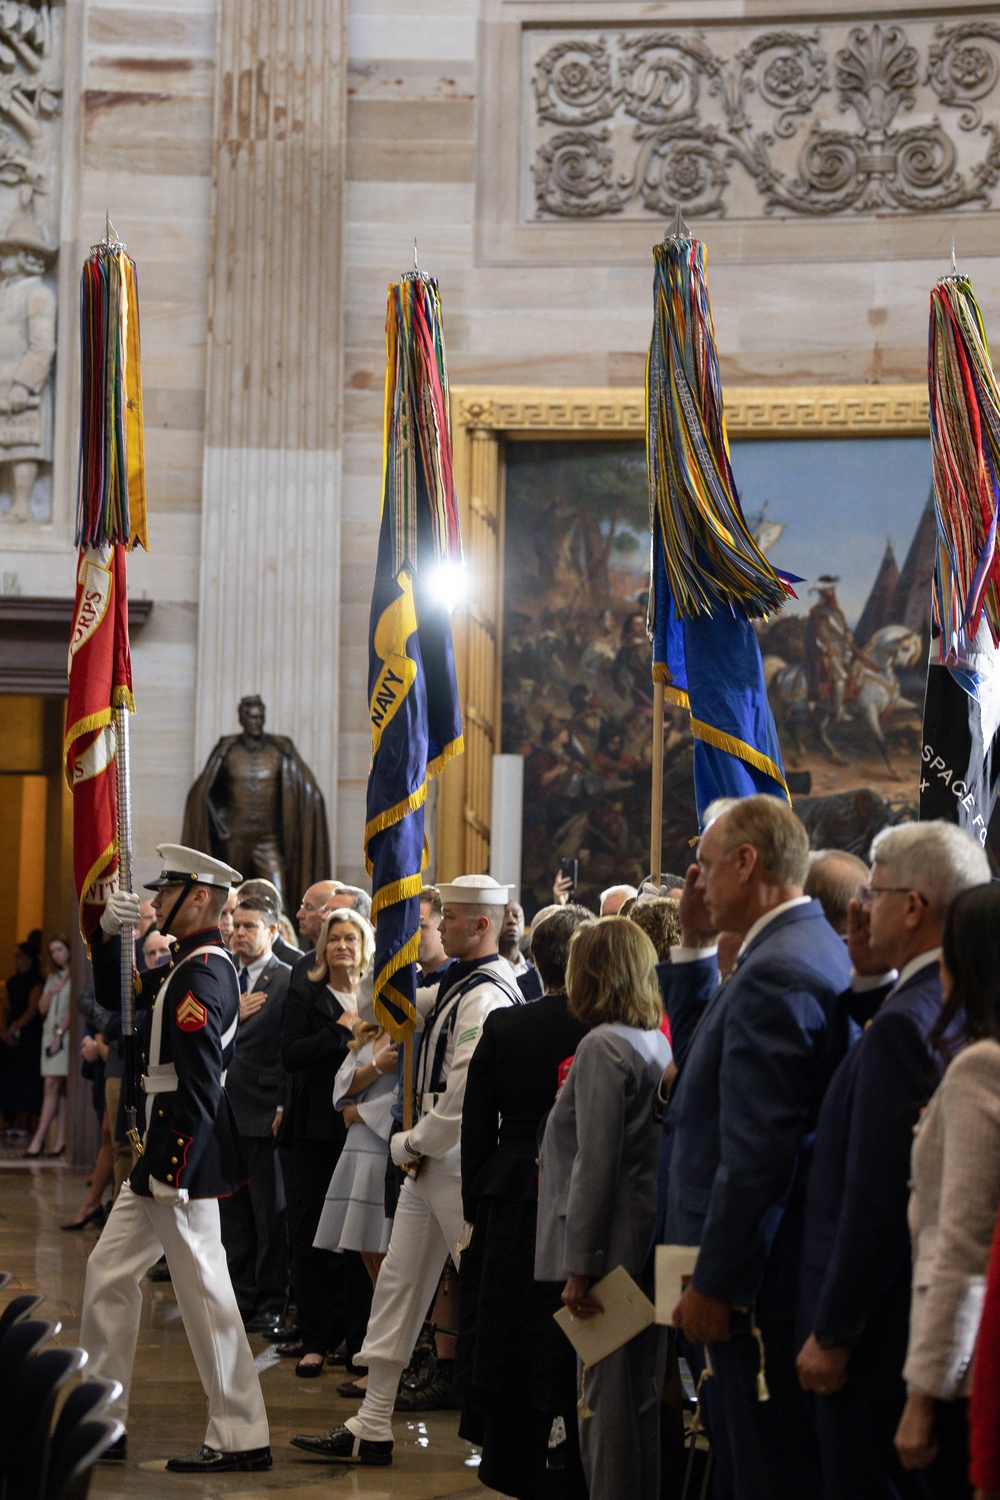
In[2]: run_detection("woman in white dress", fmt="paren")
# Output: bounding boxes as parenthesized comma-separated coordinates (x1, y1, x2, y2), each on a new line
(315, 1020, 398, 1282)
(25, 936, 72, 1158)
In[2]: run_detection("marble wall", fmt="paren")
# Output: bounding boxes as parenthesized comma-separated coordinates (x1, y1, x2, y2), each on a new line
(1, 0, 998, 892)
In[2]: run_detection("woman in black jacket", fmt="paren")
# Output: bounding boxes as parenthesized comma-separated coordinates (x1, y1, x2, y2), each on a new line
(280, 908, 374, 1376)
(458, 903, 593, 1500)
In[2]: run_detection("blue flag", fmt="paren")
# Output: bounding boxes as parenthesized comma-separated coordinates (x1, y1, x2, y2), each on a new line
(364, 274, 463, 1041)
(651, 530, 789, 824)
(646, 235, 790, 827)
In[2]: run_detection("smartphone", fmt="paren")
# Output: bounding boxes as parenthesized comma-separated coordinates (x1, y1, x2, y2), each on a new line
(559, 856, 578, 890)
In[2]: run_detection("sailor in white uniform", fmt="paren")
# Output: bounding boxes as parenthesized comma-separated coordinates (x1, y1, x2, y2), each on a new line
(292, 873, 522, 1466)
(78, 845, 271, 1475)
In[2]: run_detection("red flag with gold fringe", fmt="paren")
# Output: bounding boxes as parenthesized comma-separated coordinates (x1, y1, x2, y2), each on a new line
(64, 543, 134, 935)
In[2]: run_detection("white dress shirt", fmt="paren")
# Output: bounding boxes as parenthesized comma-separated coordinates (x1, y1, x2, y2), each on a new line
(238, 950, 272, 991)
(670, 895, 812, 965)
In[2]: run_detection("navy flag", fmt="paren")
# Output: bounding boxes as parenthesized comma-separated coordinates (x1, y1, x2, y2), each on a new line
(364, 273, 463, 1041)
(651, 530, 789, 819)
(646, 235, 791, 826)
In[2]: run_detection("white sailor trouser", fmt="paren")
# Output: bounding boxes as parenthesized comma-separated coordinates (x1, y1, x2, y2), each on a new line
(357, 1149, 465, 1368)
(79, 1186, 269, 1453)
(347, 1150, 465, 1442)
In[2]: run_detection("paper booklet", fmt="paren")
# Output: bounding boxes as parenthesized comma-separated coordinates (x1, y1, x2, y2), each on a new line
(655, 1244, 699, 1325)
(554, 1265, 656, 1366)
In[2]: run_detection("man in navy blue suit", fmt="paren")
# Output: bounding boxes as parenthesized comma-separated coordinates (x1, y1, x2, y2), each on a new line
(796, 820, 990, 1500)
(664, 796, 854, 1500)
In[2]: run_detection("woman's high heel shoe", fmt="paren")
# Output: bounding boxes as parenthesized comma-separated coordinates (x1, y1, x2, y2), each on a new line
(46, 1145, 66, 1158)
(22, 1147, 41, 1159)
(60, 1205, 104, 1232)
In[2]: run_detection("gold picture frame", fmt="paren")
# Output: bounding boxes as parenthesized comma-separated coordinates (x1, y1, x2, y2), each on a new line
(435, 383, 929, 879)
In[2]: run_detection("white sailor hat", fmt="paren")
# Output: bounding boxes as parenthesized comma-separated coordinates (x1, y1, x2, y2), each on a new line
(143, 843, 243, 892)
(436, 874, 513, 905)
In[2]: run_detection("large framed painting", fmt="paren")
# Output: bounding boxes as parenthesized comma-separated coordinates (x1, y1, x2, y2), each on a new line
(436, 386, 929, 913)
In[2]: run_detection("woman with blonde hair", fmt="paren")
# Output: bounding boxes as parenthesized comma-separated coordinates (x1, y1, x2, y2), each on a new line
(315, 1014, 398, 1281)
(280, 906, 375, 1377)
(536, 917, 672, 1500)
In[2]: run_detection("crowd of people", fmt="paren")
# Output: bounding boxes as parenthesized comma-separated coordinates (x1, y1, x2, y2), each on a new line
(6, 800, 1000, 1500)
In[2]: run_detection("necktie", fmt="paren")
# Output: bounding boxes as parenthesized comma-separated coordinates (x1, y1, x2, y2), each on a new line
(239, 966, 249, 994)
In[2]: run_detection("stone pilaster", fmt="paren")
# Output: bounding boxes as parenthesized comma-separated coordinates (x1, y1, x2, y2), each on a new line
(194, 0, 346, 846)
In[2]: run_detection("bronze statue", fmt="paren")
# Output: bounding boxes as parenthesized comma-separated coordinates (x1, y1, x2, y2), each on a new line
(181, 696, 330, 910)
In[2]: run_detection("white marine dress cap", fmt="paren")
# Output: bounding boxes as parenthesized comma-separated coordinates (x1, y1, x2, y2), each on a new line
(143, 843, 243, 892)
(436, 873, 513, 905)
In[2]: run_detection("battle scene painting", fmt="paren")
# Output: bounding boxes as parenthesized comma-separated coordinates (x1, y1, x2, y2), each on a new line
(501, 435, 932, 917)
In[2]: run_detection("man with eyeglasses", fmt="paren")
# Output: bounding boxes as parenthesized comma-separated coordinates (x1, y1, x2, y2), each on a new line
(797, 820, 991, 1500)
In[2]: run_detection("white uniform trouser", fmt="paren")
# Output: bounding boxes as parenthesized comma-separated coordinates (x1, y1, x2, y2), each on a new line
(79, 1186, 269, 1453)
(348, 1150, 464, 1442)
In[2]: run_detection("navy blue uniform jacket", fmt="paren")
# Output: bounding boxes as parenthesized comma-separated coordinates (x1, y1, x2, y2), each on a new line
(664, 901, 853, 1319)
(92, 925, 247, 1199)
(800, 959, 946, 1358)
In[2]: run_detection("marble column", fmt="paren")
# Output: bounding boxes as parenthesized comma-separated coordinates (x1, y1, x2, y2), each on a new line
(194, 0, 346, 852)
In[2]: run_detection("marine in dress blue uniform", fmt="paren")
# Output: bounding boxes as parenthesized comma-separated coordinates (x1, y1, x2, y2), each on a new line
(78, 845, 271, 1475)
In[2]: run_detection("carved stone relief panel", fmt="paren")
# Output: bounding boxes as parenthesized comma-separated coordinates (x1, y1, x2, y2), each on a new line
(0, 2, 62, 527)
(477, 3, 1000, 264)
(527, 20, 1000, 221)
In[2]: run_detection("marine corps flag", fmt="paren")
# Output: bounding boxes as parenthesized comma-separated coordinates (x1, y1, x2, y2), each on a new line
(365, 271, 463, 1043)
(647, 234, 793, 824)
(67, 231, 147, 934)
(921, 273, 1000, 846)
(64, 545, 134, 932)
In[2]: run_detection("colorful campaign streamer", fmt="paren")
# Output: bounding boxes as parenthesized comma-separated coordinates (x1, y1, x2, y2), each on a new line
(927, 275, 1000, 655)
(647, 237, 793, 620)
(76, 243, 147, 551)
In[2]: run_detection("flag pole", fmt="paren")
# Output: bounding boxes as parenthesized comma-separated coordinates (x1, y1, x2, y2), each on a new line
(647, 206, 687, 888)
(113, 701, 141, 1151)
(650, 680, 664, 886)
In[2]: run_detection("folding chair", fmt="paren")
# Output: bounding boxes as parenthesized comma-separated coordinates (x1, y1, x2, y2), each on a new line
(48, 1378, 121, 1453)
(3, 1346, 86, 1500)
(44, 1417, 125, 1500)
(0, 1292, 44, 1342)
(0, 1320, 60, 1481)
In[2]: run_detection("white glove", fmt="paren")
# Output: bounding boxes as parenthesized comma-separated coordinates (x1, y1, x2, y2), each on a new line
(390, 1132, 421, 1167)
(637, 880, 664, 907)
(100, 889, 142, 936)
(149, 1175, 189, 1207)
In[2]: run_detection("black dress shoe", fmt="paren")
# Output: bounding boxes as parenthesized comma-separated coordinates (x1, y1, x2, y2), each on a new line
(336, 1377, 366, 1398)
(291, 1426, 392, 1465)
(98, 1434, 127, 1463)
(165, 1444, 272, 1473)
(244, 1313, 285, 1335)
(295, 1355, 325, 1378)
(262, 1321, 299, 1342)
(147, 1258, 171, 1283)
(395, 1359, 458, 1411)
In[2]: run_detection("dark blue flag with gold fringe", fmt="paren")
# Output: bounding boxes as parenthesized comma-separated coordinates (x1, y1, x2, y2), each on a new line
(365, 271, 463, 1044)
(647, 235, 792, 823)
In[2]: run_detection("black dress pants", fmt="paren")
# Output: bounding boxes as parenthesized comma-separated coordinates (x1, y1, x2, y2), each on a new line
(814, 1358, 926, 1500)
(219, 1135, 289, 1320)
(691, 1320, 822, 1500)
(283, 1139, 344, 1356)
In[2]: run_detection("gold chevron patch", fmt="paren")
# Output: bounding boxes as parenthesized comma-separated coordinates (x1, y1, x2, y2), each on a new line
(175, 992, 207, 1032)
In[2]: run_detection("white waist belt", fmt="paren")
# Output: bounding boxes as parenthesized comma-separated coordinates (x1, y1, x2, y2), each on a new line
(142, 1065, 228, 1095)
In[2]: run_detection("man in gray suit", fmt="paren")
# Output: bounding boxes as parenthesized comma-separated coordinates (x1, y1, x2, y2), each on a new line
(220, 894, 292, 1334)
